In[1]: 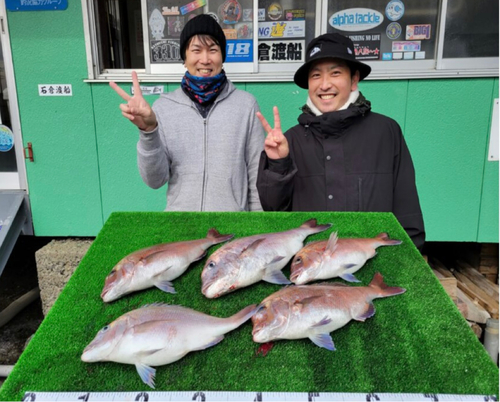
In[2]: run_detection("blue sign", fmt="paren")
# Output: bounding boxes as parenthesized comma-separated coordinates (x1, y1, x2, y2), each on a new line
(6, 0, 68, 11)
(226, 40, 253, 63)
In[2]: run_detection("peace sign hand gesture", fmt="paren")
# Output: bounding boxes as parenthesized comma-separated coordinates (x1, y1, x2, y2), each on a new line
(256, 106, 289, 160)
(109, 71, 158, 132)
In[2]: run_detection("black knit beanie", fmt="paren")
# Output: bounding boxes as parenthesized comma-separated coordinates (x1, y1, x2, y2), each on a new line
(180, 14, 227, 62)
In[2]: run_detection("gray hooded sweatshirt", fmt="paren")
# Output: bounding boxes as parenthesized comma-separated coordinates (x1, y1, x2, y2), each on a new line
(137, 80, 264, 211)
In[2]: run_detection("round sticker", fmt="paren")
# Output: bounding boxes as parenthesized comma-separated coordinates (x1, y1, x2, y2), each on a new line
(386, 0, 405, 21)
(386, 22, 402, 39)
(267, 3, 283, 21)
(0, 125, 14, 152)
(220, 0, 241, 25)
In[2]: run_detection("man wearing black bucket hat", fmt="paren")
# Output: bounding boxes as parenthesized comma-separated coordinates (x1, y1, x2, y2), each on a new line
(256, 33, 425, 250)
(110, 14, 264, 212)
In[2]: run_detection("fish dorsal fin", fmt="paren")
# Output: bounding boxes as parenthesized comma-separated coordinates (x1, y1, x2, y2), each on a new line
(325, 232, 339, 257)
(135, 363, 156, 389)
(240, 238, 266, 257)
(309, 333, 336, 351)
(207, 228, 234, 243)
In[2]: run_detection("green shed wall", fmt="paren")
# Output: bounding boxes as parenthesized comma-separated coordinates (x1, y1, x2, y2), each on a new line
(7, 3, 499, 242)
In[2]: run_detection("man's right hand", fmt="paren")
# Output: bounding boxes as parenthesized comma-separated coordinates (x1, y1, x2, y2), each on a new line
(256, 106, 289, 160)
(110, 71, 158, 132)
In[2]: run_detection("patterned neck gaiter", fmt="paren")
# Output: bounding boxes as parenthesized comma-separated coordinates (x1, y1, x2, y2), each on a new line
(181, 70, 227, 105)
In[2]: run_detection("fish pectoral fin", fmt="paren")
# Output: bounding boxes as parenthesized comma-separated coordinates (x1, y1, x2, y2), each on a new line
(342, 263, 357, 269)
(192, 335, 225, 351)
(339, 273, 361, 283)
(262, 270, 291, 285)
(240, 238, 266, 257)
(135, 363, 156, 389)
(269, 255, 286, 264)
(311, 316, 332, 328)
(309, 333, 336, 351)
(155, 280, 176, 294)
(193, 250, 208, 262)
(354, 302, 376, 322)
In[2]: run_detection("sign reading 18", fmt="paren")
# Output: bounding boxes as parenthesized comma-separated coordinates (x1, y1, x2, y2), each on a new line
(226, 42, 251, 55)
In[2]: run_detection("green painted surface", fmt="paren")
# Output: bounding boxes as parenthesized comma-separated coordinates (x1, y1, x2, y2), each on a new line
(6, 7, 498, 241)
(92, 82, 165, 220)
(7, 3, 102, 236)
(478, 78, 499, 242)
(404, 79, 495, 242)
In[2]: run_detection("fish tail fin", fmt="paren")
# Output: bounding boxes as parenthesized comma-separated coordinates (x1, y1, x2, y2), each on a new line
(207, 228, 234, 244)
(369, 272, 406, 298)
(300, 219, 332, 234)
(229, 304, 259, 328)
(375, 233, 402, 247)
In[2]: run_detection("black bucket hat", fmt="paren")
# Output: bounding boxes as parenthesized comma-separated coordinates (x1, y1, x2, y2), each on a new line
(180, 14, 227, 62)
(294, 33, 371, 89)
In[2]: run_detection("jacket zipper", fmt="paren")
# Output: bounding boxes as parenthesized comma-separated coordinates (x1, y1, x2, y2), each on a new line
(358, 177, 363, 211)
(201, 118, 208, 211)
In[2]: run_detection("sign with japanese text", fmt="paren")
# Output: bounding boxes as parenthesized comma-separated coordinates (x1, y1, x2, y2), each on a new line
(38, 84, 72, 96)
(6, 0, 67, 11)
(258, 40, 305, 63)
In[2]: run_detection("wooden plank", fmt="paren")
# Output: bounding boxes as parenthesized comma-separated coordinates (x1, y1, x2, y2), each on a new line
(453, 271, 499, 319)
(457, 288, 491, 324)
(432, 269, 458, 303)
(456, 260, 499, 299)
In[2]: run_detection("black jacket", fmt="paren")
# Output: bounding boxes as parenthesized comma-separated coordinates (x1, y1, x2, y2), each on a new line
(257, 94, 425, 250)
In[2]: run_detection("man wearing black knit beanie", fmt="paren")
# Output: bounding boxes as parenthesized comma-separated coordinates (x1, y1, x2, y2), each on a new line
(110, 14, 264, 212)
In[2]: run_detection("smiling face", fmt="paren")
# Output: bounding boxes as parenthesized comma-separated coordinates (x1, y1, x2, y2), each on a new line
(184, 34, 223, 77)
(308, 58, 360, 113)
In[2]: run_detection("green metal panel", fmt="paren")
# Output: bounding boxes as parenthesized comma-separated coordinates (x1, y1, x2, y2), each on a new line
(477, 78, 499, 242)
(92, 82, 166, 223)
(7, 3, 102, 236)
(405, 79, 494, 242)
(245, 82, 307, 132)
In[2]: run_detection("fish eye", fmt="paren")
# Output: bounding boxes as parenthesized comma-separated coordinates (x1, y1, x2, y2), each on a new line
(294, 257, 302, 264)
(207, 261, 216, 269)
(101, 325, 109, 332)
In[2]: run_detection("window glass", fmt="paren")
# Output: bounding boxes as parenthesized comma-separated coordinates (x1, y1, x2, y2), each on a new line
(327, 0, 439, 62)
(94, 0, 144, 71)
(146, 0, 254, 65)
(443, 0, 499, 58)
(257, 0, 316, 64)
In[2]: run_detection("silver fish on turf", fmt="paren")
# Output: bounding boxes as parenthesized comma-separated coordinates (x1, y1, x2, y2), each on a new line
(201, 219, 332, 298)
(252, 272, 405, 351)
(101, 228, 234, 302)
(81, 303, 258, 388)
(290, 232, 402, 284)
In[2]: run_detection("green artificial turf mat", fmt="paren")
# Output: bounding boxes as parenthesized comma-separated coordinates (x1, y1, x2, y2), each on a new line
(0, 212, 498, 400)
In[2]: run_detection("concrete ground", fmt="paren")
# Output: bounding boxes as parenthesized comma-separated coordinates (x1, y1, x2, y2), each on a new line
(0, 236, 51, 387)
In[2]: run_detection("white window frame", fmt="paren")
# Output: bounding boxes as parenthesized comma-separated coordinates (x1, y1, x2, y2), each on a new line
(81, 0, 499, 82)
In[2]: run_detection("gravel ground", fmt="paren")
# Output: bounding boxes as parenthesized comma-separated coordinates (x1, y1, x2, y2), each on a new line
(0, 235, 51, 388)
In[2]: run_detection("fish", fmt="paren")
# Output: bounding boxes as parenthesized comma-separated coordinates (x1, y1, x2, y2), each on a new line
(201, 219, 332, 298)
(290, 232, 402, 284)
(252, 272, 405, 351)
(101, 228, 234, 302)
(81, 303, 258, 388)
